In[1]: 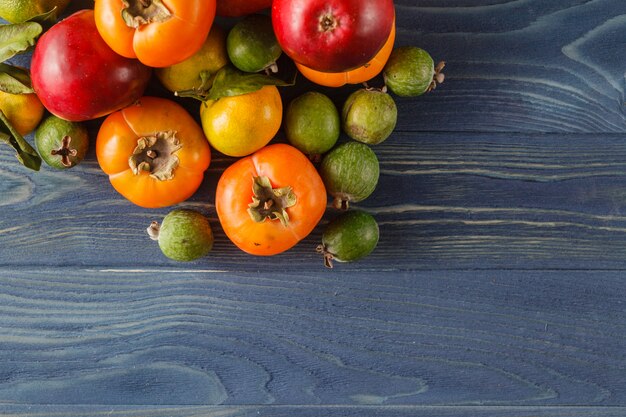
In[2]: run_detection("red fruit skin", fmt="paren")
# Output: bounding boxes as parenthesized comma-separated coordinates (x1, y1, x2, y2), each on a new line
(272, 0, 394, 73)
(216, 0, 272, 17)
(30, 9, 151, 122)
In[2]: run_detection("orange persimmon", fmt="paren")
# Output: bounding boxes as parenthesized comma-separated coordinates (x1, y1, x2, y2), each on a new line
(96, 97, 211, 208)
(94, 0, 215, 67)
(216, 144, 327, 256)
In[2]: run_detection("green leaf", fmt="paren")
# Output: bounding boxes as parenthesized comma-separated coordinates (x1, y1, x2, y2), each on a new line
(26, 6, 60, 24)
(0, 110, 41, 171)
(0, 22, 42, 62)
(180, 65, 292, 101)
(177, 64, 297, 102)
(0, 63, 33, 94)
(208, 65, 294, 100)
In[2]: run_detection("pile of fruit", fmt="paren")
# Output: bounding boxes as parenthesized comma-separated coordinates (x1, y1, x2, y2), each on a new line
(0, 0, 444, 267)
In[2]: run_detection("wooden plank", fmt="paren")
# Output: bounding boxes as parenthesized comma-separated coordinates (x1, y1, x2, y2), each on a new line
(4, 132, 626, 270)
(0, 268, 623, 406)
(388, 0, 626, 133)
(2, 405, 626, 417)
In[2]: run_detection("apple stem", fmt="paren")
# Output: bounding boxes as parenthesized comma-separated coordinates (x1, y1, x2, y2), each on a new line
(319, 14, 338, 32)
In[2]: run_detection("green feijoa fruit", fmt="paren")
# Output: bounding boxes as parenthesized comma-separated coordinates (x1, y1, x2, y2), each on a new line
(148, 209, 213, 262)
(320, 141, 379, 210)
(318, 210, 379, 268)
(342, 88, 397, 145)
(35, 115, 89, 170)
(227, 14, 282, 73)
(383, 46, 445, 97)
(285, 91, 340, 159)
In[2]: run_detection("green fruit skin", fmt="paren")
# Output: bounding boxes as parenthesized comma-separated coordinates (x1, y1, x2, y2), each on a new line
(383, 46, 435, 97)
(158, 209, 214, 262)
(285, 92, 340, 155)
(342, 89, 397, 145)
(35, 115, 89, 170)
(320, 141, 379, 205)
(227, 14, 282, 73)
(323, 210, 379, 263)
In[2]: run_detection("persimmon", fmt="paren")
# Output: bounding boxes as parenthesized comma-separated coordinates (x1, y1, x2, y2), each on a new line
(94, 0, 216, 67)
(96, 97, 211, 208)
(216, 144, 327, 256)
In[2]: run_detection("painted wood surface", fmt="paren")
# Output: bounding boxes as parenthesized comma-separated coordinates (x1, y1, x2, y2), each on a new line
(1, 268, 624, 408)
(3, 405, 626, 417)
(1, 0, 625, 415)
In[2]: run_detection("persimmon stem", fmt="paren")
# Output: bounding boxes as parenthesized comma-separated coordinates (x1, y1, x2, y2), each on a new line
(121, 0, 172, 28)
(129, 130, 181, 181)
(247, 176, 297, 226)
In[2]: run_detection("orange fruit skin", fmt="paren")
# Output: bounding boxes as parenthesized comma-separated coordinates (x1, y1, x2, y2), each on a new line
(199, 86, 283, 158)
(94, 0, 216, 68)
(216, 143, 327, 256)
(295, 20, 396, 88)
(96, 97, 211, 208)
(0, 90, 45, 136)
(155, 24, 229, 93)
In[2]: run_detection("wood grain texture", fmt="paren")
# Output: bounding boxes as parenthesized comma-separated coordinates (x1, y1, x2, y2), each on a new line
(3, 405, 626, 417)
(4, 133, 626, 270)
(389, 0, 626, 133)
(0, 269, 624, 406)
(1, 0, 625, 413)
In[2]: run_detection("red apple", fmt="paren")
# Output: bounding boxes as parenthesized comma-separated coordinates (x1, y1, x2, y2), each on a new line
(272, 0, 395, 73)
(30, 10, 151, 122)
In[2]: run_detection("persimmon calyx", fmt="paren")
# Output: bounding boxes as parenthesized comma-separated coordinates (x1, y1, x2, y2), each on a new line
(129, 130, 182, 181)
(247, 176, 296, 226)
(121, 0, 172, 29)
(50, 135, 77, 167)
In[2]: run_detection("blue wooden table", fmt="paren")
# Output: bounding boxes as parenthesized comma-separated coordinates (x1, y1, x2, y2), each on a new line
(1, 1, 625, 416)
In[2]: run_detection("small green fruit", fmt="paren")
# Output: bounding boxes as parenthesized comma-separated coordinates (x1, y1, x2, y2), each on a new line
(320, 141, 379, 210)
(342, 88, 397, 145)
(227, 14, 282, 73)
(148, 209, 214, 262)
(35, 115, 89, 170)
(318, 210, 379, 268)
(383, 46, 445, 97)
(285, 91, 340, 159)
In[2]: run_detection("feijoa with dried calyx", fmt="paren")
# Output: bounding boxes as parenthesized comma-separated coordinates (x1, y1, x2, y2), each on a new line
(35, 115, 89, 170)
(320, 141, 379, 210)
(147, 209, 213, 262)
(383, 46, 445, 97)
(317, 210, 379, 268)
(227, 14, 282, 73)
(285, 91, 340, 160)
(342, 88, 397, 145)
